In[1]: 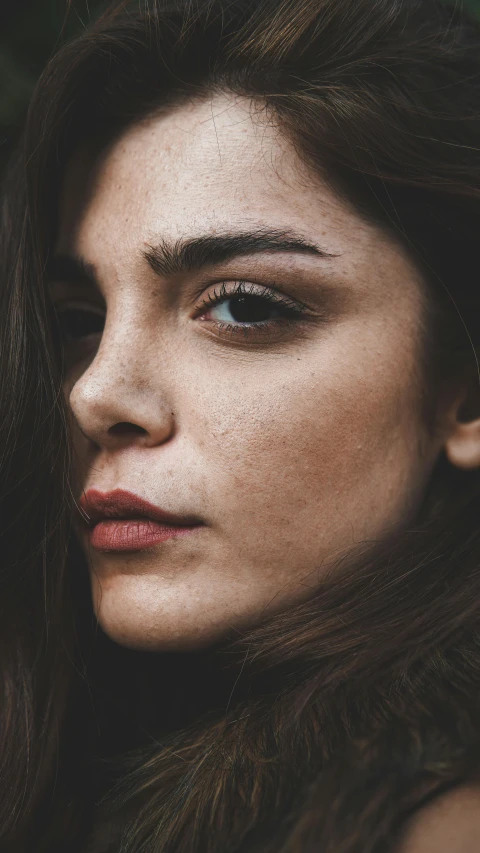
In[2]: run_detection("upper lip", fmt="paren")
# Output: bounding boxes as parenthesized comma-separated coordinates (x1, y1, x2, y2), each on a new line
(78, 489, 203, 528)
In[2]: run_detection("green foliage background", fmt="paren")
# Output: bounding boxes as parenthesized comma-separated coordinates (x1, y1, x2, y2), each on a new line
(0, 0, 480, 175)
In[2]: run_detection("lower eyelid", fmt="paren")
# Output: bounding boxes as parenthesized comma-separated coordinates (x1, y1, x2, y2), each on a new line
(196, 315, 315, 347)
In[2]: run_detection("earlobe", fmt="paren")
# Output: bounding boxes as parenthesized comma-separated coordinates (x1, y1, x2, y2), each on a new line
(444, 420, 480, 470)
(442, 374, 480, 471)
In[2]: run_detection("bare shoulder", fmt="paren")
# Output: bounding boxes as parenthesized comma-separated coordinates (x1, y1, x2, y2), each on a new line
(397, 784, 480, 853)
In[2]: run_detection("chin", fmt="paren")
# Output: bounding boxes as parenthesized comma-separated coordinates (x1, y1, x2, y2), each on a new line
(97, 620, 215, 652)
(96, 612, 227, 652)
(91, 577, 235, 653)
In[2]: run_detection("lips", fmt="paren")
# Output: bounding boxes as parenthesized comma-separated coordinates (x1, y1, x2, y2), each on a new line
(78, 488, 204, 552)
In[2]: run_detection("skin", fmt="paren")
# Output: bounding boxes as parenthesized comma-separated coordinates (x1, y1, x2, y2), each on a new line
(397, 784, 480, 853)
(49, 93, 479, 653)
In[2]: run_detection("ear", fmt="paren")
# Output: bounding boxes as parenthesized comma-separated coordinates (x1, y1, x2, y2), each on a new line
(444, 366, 480, 470)
(397, 783, 480, 853)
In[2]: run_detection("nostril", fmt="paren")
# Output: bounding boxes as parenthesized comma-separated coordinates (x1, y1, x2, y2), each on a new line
(108, 422, 147, 437)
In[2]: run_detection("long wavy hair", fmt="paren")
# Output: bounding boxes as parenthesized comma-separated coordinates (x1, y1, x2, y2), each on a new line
(2, 1, 480, 851)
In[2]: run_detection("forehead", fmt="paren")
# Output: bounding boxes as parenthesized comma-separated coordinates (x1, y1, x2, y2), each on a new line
(58, 94, 371, 254)
(55, 92, 423, 318)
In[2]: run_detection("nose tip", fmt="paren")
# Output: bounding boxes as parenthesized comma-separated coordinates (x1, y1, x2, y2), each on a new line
(68, 361, 175, 451)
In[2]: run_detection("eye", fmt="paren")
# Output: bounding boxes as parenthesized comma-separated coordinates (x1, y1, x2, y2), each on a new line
(208, 292, 284, 324)
(55, 306, 105, 341)
(196, 281, 309, 341)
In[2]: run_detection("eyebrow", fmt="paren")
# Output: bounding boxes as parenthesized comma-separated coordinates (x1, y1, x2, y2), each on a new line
(46, 254, 97, 286)
(47, 229, 337, 286)
(144, 230, 336, 277)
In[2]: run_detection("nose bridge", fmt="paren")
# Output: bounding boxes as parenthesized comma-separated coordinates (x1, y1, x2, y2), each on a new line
(69, 320, 174, 447)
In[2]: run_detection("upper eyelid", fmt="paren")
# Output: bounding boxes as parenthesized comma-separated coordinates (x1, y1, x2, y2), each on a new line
(53, 299, 106, 315)
(48, 277, 105, 303)
(50, 279, 302, 304)
(195, 280, 314, 314)
(50, 277, 322, 317)
(50, 287, 105, 305)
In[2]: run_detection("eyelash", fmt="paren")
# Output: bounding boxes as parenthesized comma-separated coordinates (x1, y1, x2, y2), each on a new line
(195, 280, 308, 340)
(54, 280, 309, 348)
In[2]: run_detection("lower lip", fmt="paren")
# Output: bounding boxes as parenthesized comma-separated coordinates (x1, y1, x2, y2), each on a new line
(88, 519, 202, 552)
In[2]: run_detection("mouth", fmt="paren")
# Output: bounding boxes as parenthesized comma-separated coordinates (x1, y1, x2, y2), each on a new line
(78, 488, 205, 553)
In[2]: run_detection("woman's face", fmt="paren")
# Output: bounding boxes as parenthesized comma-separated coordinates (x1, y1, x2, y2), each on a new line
(51, 94, 446, 651)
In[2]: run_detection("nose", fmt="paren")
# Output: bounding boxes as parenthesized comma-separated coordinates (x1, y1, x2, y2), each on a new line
(68, 344, 175, 451)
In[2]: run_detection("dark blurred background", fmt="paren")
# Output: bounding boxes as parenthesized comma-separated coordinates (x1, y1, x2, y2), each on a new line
(0, 0, 105, 175)
(1, 0, 480, 177)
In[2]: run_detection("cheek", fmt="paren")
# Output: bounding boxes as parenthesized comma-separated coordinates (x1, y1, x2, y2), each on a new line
(184, 332, 426, 554)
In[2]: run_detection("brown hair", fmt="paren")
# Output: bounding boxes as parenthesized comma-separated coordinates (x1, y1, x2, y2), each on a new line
(1, 1, 480, 851)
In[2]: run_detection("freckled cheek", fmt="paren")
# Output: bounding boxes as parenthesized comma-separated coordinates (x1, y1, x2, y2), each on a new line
(195, 392, 322, 485)
(191, 360, 420, 525)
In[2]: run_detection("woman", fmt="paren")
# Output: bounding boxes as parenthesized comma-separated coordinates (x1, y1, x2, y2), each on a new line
(1, 0, 480, 850)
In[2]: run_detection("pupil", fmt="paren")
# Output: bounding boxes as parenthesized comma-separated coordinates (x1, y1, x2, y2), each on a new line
(229, 295, 272, 323)
(61, 310, 104, 339)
